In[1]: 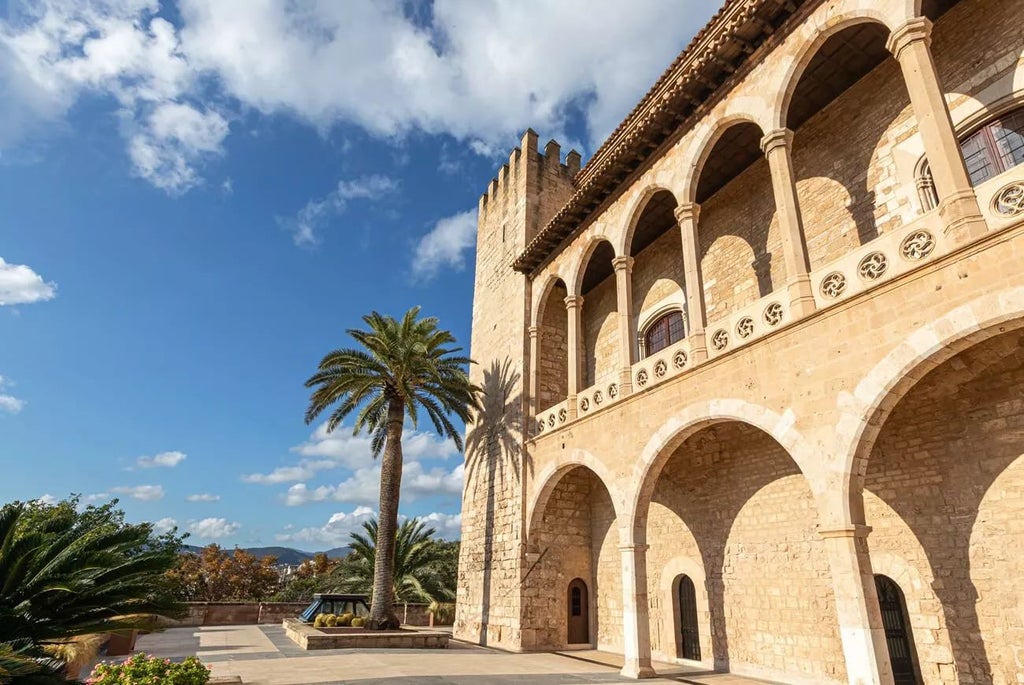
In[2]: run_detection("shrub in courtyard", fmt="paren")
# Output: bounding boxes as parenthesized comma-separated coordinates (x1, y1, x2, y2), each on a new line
(313, 614, 326, 628)
(350, 618, 365, 628)
(324, 614, 338, 627)
(88, 653, 209, 685)
(337, 613, 353, 627)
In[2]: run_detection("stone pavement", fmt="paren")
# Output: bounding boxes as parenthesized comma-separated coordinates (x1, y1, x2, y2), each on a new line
(128, 626, 782, 685)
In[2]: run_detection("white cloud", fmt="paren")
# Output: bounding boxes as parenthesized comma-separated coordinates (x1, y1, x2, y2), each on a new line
(0, 257, 57, 306)
(241, 460, 336, 485)
(276, 507, 461, 546)
(412, 209, 477, 282)
(418, 511, 462, 540)
(283, 461, 463, 507)
(185, 492, 219, 502)
(83, 492, 110, 504)
(189, 517, 240, 539)
(35, 494, 58, 505)
(0, 1, 710, 192)
(0, 376, 25, 414)
(282, 175, 398, 247)
(111, 484, 165, 501)
(135, 450, 186, 468)
(154, 516, 178, 533)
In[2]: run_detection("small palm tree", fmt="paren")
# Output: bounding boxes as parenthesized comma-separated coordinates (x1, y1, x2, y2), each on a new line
(0, 500, 183, 682)
(336, 518, 453, 604)
(304, 307, 477, 629)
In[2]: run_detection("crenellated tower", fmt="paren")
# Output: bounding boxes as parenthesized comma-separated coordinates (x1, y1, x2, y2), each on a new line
(455, 130, 580, 650)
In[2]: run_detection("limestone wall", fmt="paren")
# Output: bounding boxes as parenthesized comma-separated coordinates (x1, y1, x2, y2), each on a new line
(582, 274, 618, 388)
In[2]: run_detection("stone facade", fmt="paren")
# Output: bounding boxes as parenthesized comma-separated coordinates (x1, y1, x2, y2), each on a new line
(456, 0, 1024, 683)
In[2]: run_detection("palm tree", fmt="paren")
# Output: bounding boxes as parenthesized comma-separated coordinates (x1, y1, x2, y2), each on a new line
(0, 500, 183, 683)
(335, 518, 454, 604)
(304, 307, 477, 629)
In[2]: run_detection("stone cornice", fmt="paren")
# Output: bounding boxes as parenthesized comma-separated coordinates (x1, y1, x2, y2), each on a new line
(513, 0, 812, 275)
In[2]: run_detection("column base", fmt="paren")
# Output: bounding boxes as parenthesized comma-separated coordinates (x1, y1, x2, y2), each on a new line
(787, 274, 816, 319)
(618, 368, 633, 398)
(939, 189, 987, 243)
(620, 661, 657, 679)
(688, 330, 708, 363)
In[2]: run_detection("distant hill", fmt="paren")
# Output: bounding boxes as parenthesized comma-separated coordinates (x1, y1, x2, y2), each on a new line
(180, 544, 350, 564)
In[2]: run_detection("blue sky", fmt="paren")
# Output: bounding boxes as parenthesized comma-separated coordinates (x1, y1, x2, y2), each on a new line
(0, 0, 712, 549)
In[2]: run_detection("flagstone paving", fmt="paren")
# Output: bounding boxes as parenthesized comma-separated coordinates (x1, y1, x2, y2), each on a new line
(128, 626, 782, 684)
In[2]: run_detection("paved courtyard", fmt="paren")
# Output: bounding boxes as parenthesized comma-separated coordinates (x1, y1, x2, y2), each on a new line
(128, 626, 780, 684)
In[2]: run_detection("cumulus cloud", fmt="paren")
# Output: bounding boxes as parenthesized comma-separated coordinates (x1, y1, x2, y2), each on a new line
(277, 507, 461, 546)
(418, 511, 462, 540)
(0, 1, 709, 192)
(35, 494, 58, 505)
(412, 209, 477, 282)
(135, 450, 186, 468)
(110, 484, 165, 501)
(185, 492, 219, 502)
(189, 517, 240, 539)
(0, 375, 25, 414)
(283, 461, 463, 507)
(0, 257, 57, 306)
(282, 175, 398, 247)
(154, 516, 178, 533)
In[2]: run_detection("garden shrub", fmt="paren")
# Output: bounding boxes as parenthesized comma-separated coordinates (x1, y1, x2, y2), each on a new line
(350, 617, 365, 628)
(337, 613, 353, 627)
(88, 653, 210, 684)
(325, 614, 339, 627)
(313, 613, 327, 628)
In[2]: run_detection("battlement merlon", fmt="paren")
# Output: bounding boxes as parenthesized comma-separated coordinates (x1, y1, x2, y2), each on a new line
(477, 129, 582, 218)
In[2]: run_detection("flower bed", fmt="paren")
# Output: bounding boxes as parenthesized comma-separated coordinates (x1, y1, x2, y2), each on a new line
(282, 618, 449, 650)
(88, 653, 210, 684)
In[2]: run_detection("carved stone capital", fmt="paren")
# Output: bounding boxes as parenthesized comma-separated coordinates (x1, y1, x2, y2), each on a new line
(673, 202, 700, 224)
(886, 17, 932, 61)
(760, 127, 794, 155)
(528, 325, 540, 338)
(612, 255, 635, 273)
(564, 294, 584, 309)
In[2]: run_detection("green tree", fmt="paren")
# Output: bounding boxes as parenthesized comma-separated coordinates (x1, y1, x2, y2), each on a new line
(0, 497, 184, 683)
(335, 519, 454, 604)
(303, 307, 477, 629)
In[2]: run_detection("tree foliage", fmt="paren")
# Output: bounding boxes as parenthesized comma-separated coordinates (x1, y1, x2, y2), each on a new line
(167, 545, 280, 602)
(0, 496, 184, 684)
(303, 307, 477, 628)
(333, 518, 456, 604)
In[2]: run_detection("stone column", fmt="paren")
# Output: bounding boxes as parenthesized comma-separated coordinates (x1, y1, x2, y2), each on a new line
(887, 17, 986, 242)
(761, 128, 816, 317)
(675, 203, 708, 362)
(619, 543, 656, 679)
(819, 524, 894, 685)
(613, 256, 636, 396)
(564, 295, 583, 419)
(527, 325, 540, 434)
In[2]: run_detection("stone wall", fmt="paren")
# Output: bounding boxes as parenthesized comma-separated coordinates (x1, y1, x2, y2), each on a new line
(582, 273, 618, 388)
(646, 423, 845, 684)
(631, 230, 686, 330)
(538, 279, 568, 411)
(699, 158, 783, 323)
(866, 330, 1024, 684)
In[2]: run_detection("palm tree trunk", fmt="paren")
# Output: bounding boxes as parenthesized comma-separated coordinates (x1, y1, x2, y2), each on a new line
(368, 398, 405, 630)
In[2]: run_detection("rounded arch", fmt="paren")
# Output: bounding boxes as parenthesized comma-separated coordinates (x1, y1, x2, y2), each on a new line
(834, 286, 1024, 526)
(526, 449, 623, 544)
(570, 235, 618, 298)
(772, 13, 897, 131)
(532, 273, 568, 327)
(624, 399, 818, 545)
(681, 114, 767, 205)
(657, 556, 711, 665)
(619, 184, 681, 257)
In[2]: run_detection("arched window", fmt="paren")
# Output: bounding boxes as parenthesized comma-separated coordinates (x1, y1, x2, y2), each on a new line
(642, 310, 686, 358)
(918, 105, 1024, 209)
(960, 107, 1024, 185)
(676, 575, 701, 661)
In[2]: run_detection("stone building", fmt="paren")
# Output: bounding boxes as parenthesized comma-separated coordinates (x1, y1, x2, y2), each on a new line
(454, 0, 1024, 683)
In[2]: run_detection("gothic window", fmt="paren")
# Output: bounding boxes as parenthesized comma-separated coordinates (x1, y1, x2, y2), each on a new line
(643, 310, 686, 357)
(917, 106, 1024, 211)
(960, 107, 1024, 185)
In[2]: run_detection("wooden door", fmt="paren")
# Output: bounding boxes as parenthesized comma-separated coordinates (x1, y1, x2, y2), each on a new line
(875, 575, 921, 685)
(567, 578, 589, 644)
(677, 575, 701, 660)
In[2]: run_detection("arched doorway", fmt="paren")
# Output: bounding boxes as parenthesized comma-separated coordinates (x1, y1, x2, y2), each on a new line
(874, 575, 921, 685)
(567, 578, 589, 644)
(676, 574, 701, 661)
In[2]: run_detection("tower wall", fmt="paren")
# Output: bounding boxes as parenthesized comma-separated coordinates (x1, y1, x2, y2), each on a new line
(455, 130, 579, 649)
